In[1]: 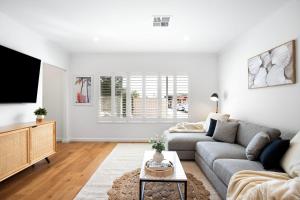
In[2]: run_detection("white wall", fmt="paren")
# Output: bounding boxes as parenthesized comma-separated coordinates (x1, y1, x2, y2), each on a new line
(0, 12, 69, 127)
(218, 0, 300, 134)
(0, 12, 69, 69)
(69, 53, 218, 141)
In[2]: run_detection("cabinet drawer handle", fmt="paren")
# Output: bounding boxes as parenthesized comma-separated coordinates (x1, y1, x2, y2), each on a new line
(32, 125, 37, 128)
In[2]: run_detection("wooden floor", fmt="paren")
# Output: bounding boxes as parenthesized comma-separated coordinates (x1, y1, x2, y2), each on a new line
(0, 142, 117, 200)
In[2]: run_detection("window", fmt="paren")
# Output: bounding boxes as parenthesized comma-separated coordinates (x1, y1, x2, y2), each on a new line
(176, 75, 189, 119)
(130, 76, 143, 118)
(98, 74, 189, 122)
(99, 76, 112, 117)
(145, 76, 159, 118)
(161, 75, 174, 119)
(115, 76, 127, 118)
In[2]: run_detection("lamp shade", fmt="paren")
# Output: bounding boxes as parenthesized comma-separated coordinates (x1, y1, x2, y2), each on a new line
(210, 93, 219, 102)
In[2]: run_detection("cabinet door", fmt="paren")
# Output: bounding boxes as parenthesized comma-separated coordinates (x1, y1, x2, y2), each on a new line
(30, 123, 56, 164)
(0, 128, 30, 181)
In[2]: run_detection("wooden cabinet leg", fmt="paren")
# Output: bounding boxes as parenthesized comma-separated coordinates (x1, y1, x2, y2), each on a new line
(45, 157, 50, 164)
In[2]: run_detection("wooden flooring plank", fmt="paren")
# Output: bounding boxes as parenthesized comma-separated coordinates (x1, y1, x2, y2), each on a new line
(0, 142, 117, 200)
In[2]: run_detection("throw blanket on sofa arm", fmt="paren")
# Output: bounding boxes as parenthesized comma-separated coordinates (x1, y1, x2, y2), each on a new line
(227, 170, 300, 200)
(168, 122, 205, 133)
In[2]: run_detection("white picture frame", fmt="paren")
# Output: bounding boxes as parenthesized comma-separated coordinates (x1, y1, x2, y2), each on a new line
(73, 75, 93, 105)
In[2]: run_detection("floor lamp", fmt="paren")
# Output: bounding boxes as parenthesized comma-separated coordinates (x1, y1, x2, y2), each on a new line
(210, 93, 219, 113)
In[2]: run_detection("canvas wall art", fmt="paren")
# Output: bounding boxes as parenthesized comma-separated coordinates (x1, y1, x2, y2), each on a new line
(74, 76, 92, 105)
(248, 40, 296, 89)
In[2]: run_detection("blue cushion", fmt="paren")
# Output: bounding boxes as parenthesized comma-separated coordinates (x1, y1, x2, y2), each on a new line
(259, 139, 290, 170)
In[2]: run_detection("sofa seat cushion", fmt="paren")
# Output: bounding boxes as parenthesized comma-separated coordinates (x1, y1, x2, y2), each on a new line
(213, 159, 265, 186)
(165, 131, 214, 151)
(196, 142, 246, 168)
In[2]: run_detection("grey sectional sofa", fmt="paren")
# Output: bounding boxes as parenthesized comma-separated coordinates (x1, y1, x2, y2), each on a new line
(165, 120, 292, 199)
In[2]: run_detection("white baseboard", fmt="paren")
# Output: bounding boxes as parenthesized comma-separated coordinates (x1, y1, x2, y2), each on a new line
(68, 137, 148, 142)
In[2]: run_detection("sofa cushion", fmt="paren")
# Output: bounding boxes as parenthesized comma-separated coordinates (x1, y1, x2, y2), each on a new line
(196, 142, 246, 168)
(212, 120, 239, 143)
(213, 159, 265, 186)
(206, 118, 217, 137)
(281, 131, 300, 177)
(204, 112, 230, 131)
(165, 131, 214, 151)
(259, 139, 290, 170)
(246, 132, 270, 161)
(236, 120, 281, 147)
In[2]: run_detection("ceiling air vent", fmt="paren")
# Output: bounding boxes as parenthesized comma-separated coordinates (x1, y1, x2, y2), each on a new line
(153, 16, 170, 27)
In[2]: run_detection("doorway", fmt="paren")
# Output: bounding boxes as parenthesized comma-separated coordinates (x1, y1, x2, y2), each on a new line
(43, 63, 66, 141)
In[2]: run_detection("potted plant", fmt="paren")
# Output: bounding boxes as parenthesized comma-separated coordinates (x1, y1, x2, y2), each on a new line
(34, 107, 47, 122)
(149, 135, 166, 163)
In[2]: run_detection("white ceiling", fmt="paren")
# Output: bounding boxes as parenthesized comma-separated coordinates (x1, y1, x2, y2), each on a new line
(0, 0, 291, 53)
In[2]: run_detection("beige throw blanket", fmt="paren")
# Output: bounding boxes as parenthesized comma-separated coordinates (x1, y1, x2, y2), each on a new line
(227, 170, 300, 200)
(168, 122, 205, 133)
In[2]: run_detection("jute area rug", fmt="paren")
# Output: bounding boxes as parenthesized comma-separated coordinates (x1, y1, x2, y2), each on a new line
(107, 168, 210, 200)
(75, 143, 220, 200)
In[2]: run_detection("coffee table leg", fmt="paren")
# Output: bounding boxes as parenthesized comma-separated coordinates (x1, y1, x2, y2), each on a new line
(139, 180, 145, 200)
(184, 181, 187, 200)
(177, 183, 184, 200)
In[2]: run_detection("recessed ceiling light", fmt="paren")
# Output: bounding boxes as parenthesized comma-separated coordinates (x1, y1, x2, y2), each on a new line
(183, 35, 190, 41)
(93, 36, 99, 42)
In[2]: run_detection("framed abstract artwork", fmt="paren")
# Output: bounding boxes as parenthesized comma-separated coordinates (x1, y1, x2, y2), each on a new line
(73, 76, 93, 105)
(248, 40, 296, 89)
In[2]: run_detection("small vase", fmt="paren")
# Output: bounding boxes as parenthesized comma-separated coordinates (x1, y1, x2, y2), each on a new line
(36, 115, 45, 122)
(153, 151, 164, 163)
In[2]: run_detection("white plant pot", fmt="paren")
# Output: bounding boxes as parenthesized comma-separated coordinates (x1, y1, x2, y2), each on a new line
(36, 115, 45, 122)
(153, 151, 164, 163)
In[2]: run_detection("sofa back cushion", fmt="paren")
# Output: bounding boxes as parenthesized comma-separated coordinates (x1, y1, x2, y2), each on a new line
(236, 120, 281, 147)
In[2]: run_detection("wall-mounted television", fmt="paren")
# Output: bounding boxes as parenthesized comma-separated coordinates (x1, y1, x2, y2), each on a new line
(0, 45, 41, 103)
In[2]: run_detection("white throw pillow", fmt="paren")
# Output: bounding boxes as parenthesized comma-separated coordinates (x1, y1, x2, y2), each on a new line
(281, 131, 300, 177)
(204, 112, 230, 131)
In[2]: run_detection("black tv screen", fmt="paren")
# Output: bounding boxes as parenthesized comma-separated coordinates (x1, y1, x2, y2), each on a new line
(0, 45, 41, 103)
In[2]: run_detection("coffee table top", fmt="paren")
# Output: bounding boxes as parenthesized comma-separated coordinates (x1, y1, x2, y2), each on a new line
(140, 151, 187, 181)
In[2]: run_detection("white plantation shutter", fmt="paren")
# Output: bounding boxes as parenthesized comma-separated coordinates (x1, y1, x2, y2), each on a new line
(161, 76, 174, 119)
(130, 75, 143, 119)
(176, 75, 189, 119)
(114, 76, 127, 118)
(98, 74, 189, 122)
(99, 76, 112, 117)
(145, 76, 159, 118)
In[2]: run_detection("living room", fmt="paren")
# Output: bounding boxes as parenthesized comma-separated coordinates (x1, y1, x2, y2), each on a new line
(0, 0, 299, 199)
